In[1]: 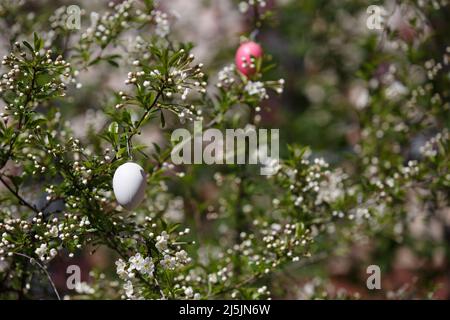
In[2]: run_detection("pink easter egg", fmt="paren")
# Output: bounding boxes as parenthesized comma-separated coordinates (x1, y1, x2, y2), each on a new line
(235, 41, 263, 77)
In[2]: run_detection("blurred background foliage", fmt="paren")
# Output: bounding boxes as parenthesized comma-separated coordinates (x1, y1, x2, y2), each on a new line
(0, 0, 449, 299)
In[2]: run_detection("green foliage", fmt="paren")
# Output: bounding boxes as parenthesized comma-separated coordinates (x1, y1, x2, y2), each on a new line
(0, 0, 449, 300)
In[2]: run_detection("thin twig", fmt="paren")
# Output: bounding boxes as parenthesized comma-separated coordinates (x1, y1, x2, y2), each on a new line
(0, 175, 39, 213)
(10, 252, 61, 300)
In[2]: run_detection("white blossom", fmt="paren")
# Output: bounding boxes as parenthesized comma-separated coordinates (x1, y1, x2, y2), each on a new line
(155, 231, 169, 252)
(244, 81, 269, 100)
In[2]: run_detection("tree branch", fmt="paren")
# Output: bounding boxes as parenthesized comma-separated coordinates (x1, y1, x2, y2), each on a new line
(0, 174, 39, 213)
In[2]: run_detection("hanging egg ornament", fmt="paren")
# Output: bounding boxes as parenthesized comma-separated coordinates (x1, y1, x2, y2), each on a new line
(235, 41, 263, 77)
(113, 162, 147, 210)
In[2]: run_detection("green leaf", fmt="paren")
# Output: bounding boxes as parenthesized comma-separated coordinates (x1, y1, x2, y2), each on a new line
(88, 56, 102, 66)
(33, 32, 43, 51)
(137, 148, 150, 159)
(107, 59, 119, 68)
(116, 147, 127, 159)
(108, 121, 119, 134)
(149, 45, 162, 59)
(161, 219, 167, 230)
(121, 110, 132, 126)
(168, 50, 184, 67)
(261, 63, 276, 73)
(160, 110, 165, 128)
(168, 223, 180, 234)
(22, 41, 34, 55)
(295, 222, 305, 238)
(152, 142, 161, 154)
(108, 121, 119, 147)
(162, 48, 169, 70)
(104, 54, 122, 60)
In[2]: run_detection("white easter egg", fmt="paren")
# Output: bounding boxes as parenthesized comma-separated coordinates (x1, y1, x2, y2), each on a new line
(113, 162, 147, 210)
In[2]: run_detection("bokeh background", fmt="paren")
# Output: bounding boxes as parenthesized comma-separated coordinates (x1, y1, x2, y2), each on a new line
(1, 0, 450, 299)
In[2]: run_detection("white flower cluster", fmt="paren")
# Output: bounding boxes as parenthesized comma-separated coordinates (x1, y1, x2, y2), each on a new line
(315, 169, 347, 205)
(163, 197, 185, 222)
(347, 207, 371, 223)
(191, 221, 309, 293)
(123, 281, 137, 299)
(151, 10, 170, 38)
(243, 221, 310, 267)
(238, 0, 267, 13)
(261, 157, 281, 175)
(348, 84, 370, 110)
(257, 285, 270, 297)
(160, 249, 191, 271)
(34, 243, 58, 262)
(0, 212, 86, 263)
(424, 58, 443, 80)
(243, 79, 284, 102)
(420, 130, 449, 158)
(170, 61, 207, 96)
(155, 231, 169, 252)
(385, 80, 408, 100)
(183, 286, 195, 298)
(245, 81, 268, 99)
(145, 185, 185, 222)
(0, 48, 74, 98)
(116, 253, 155, 280)
(216, 64, 236, 88)
(81, 0, 137, 46)
(115, 229, 192, 299)
(74, 282, 95, 295)
(303, 158, 329, 193)
(400, 160, 420, 178)
(123, 50, 206, 123)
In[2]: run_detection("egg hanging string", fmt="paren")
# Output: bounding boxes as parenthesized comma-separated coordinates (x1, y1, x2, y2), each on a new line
(250, 29, 259, 42)
(126, 131, 133, 161)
